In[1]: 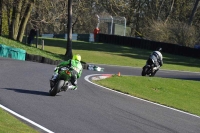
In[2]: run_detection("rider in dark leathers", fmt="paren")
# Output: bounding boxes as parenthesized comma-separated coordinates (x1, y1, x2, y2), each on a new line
(147, 48, 163, 74)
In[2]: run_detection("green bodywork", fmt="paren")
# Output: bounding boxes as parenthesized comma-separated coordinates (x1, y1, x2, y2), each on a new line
(56, 59, 83, 79)
(58, 69, 71, 81)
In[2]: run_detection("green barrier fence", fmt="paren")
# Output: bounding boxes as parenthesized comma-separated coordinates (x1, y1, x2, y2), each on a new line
(0, 44, 9, 57)
(0, 44, 26, 60)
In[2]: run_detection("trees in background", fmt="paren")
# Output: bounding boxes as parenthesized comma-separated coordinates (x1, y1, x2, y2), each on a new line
(0, 0, 200, 47)
(0, 0, 35, 42)
(142, 0, 200, 46)
(93, 0, 200, 46)
(0, 0, 2, 36)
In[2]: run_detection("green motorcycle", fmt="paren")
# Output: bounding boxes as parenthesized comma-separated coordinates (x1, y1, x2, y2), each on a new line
(49, 67, 73, 96)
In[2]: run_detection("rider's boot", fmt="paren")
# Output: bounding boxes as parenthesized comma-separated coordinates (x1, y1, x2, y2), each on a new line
(69, 78, 77, 90)
(68, 85, 77, 90)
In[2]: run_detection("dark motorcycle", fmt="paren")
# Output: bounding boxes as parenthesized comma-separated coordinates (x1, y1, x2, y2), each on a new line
(141, 58, 158, 77)
(49, 67, 73, 96)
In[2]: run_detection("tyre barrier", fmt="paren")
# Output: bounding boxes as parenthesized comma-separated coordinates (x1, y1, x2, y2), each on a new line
(97, 34, 200, 59)
(25, 53, 88, 69)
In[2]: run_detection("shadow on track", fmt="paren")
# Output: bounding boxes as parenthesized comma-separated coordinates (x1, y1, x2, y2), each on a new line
(4, 88, 49, 96)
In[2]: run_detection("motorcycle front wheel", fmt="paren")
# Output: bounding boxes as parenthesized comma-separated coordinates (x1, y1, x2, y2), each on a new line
(49, 80, 64, 96)
(141, 66, 148, 76)
(150, 70, 158, 77)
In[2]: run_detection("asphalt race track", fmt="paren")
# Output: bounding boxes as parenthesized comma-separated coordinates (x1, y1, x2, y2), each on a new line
(0, 57, 200, 133)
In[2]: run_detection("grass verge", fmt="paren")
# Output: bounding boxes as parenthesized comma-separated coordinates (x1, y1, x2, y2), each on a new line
(42, 38, 200, 72)
(0, 108, 39, 133)
(1, 36, 200, 72)
(93, 75, 200, 116)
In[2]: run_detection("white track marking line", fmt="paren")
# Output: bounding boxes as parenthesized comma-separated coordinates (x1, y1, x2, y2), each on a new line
(84, 74, 200, 119)
(0, 104, 54, 133)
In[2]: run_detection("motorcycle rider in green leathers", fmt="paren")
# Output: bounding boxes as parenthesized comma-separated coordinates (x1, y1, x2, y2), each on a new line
(50, 54, 83, 90)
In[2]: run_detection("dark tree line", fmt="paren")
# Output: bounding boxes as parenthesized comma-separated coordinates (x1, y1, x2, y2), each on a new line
(0, 0, 200, 58)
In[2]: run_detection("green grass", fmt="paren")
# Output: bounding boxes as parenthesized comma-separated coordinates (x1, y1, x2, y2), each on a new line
(0, 36, 64, 60)
(1, 36, 200, 72)
(34, 37, 200, 72)
(93, 75, 200, 116)
(0, 109, 39, 133)
(0, 36, 200, 132)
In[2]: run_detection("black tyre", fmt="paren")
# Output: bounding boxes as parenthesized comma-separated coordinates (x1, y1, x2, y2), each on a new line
(141, 66, 148, 76)
(49, 80, 64, 96)
(150, 70, 158, 77)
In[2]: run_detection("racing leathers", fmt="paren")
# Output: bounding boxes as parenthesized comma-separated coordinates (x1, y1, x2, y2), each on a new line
(147, 51, 163, 73)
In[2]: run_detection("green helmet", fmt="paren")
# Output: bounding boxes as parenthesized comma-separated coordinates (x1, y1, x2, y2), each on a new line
(73, 54, 81, 61)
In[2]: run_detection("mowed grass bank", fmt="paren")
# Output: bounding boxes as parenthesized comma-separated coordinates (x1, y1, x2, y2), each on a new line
(0, 108, 39, 133)
(1, 36, 200, 72)
(39, 37, 200, 72)
(93, 75, 200, 116)
(0, 36, 64, 60)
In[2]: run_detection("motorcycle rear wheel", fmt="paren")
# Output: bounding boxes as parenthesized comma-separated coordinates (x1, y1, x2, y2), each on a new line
(141, 66, 148, 76)
(49, 80, 64, 96)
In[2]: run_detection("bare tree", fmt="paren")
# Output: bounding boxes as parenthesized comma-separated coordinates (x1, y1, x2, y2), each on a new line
(30, 0, 73, 34)
(169, 22, 198, 47)
(17, 0, 36, 42)
(164, 0, 175, 23)
(11, 0, 23, 40)
(2, 0, 36, 41)
(0, 0, 2, 36)
(188, 0, 200, 26)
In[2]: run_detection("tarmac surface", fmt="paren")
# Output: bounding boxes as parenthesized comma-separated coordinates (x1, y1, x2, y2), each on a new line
(0, 57, 200, 133)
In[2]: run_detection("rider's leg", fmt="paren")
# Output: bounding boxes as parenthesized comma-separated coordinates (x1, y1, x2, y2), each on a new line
(69, 75, 78, 90)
